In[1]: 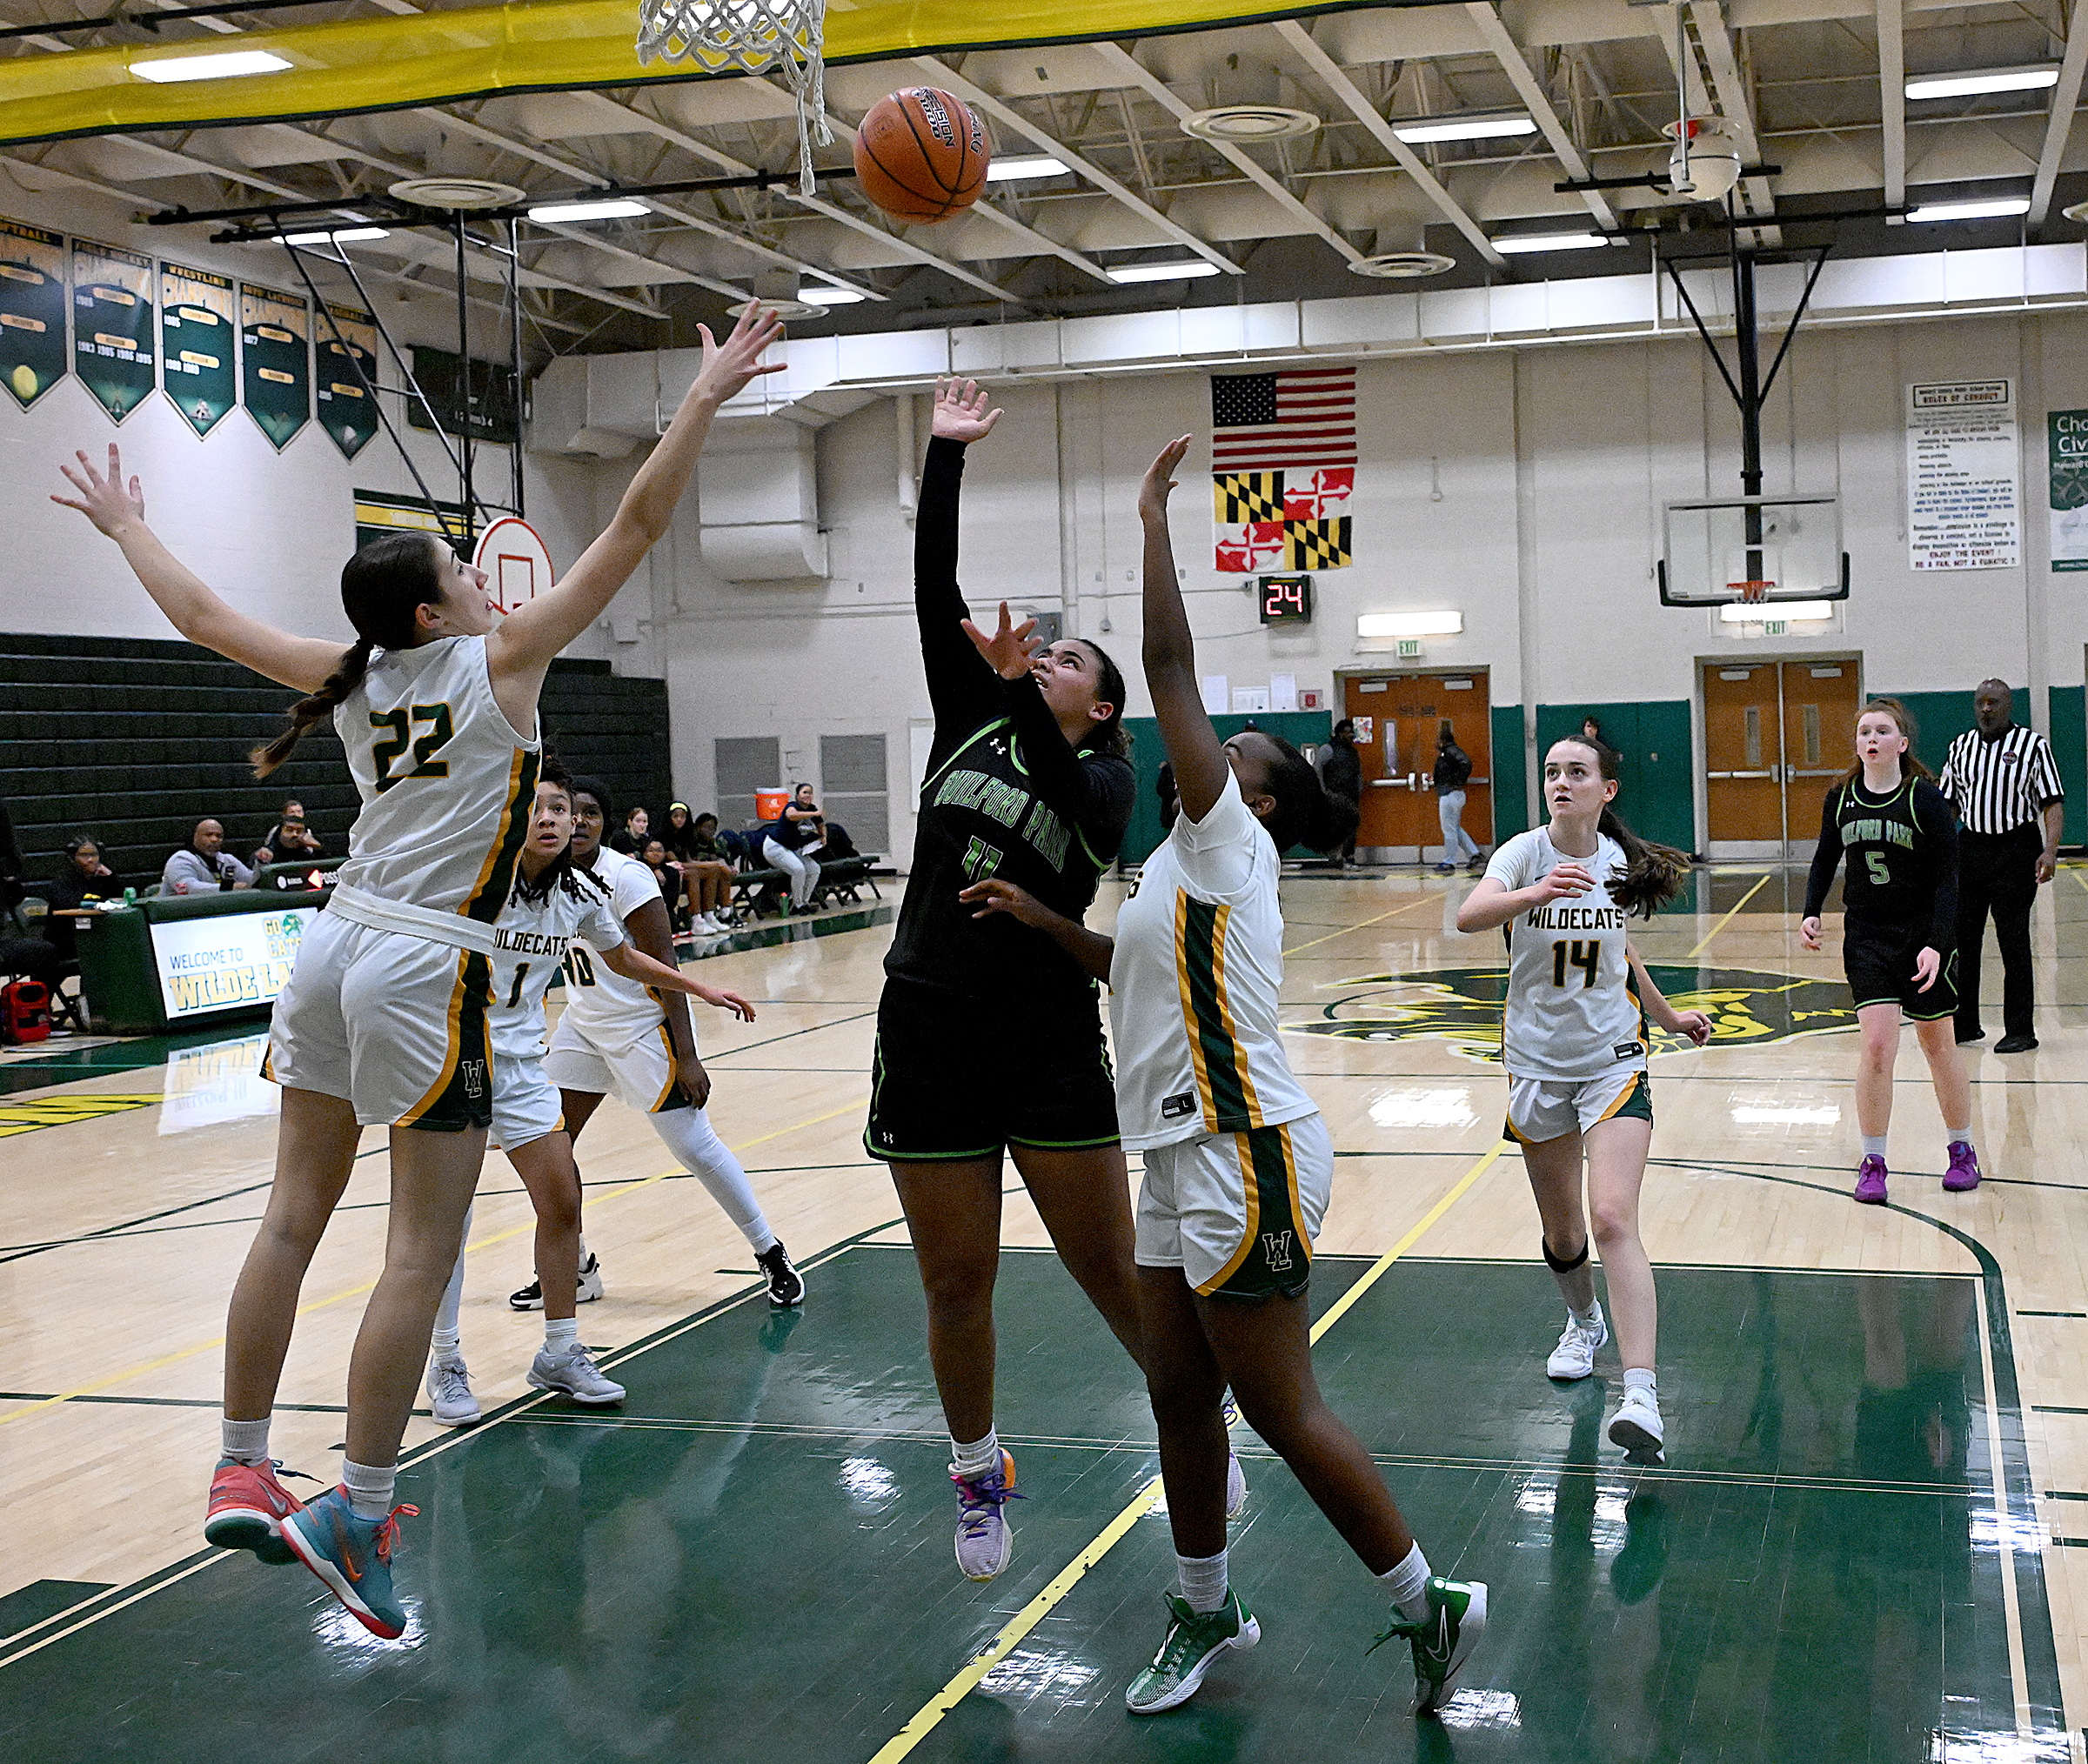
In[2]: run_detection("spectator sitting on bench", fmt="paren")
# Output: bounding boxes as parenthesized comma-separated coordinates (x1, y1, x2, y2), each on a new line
(0, 793, 64, 991)
(608, 805, 651, 855)
(638, 838, 687, 932)
(763, 783, 824, 913)
(679, 810, 739, 935)
(162, 819, 255, 894)
(254, 798, 324, 868)
(44, 834, 120, 961)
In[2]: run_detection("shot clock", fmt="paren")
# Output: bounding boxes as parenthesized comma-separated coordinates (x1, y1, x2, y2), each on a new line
(1258, 574, 1313, 625)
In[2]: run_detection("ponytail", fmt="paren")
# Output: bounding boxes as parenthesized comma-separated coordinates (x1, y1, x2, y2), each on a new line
(251, 638, 373, 777)
(1596, 805, 1690, 919)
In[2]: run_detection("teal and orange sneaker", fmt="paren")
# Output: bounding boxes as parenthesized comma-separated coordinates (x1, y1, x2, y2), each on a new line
(204, 1457, 313, 1565)
(1369, 1576, 1489, 1716)
(282, 1487, 419, 1640)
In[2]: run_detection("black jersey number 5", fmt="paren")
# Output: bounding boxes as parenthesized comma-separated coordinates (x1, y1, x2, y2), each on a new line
(1550, 939, 1600, 988)
(1865, 851, 1891, 888)
(370, 703, 455, 793)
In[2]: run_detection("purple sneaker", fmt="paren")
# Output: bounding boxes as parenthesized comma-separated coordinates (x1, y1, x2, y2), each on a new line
(1853, 1155, 1889, 1205)
(1943, 1141, 1983, 1193)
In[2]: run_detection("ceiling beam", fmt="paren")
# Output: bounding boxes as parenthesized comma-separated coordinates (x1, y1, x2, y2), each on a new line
(1089, 40, 1368, 266)
(1462, 1, 1620, 231)
(2031, 0, 2088, 224)
(1877, 0, 1906, 210)
(1272, 19, 1507, 270)
(910, 57, 1241, 275)
(1681, 1, 1776, 225)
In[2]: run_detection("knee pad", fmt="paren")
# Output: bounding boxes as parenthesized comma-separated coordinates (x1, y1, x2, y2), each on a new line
(1543, 1235, 1589, 1273)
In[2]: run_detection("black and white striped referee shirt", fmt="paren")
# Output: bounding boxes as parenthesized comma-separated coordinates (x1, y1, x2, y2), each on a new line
(1938, 724, 2065, 835)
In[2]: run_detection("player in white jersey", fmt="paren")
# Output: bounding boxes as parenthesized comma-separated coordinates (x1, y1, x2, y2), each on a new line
(961, 437, 1488, 1721)
(1457, 735, 1706, 1462)
(524, 777, 806, 1310)
(54, 304, 785, 1640)
(424, 769, 758, 1423)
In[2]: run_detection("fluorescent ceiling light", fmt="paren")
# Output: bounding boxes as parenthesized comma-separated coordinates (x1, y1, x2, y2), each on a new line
(1394, 114, 1536, 144)
(1905, 66, 2058, 100)
(1357, 610, 1463, 638)
(986, 155, 1070, 182)
(1905, 197, 2031, 223)
(527, 198, 650, 223)
(131, 50, 292, 83)
(280, 228, 390, 245)
(1718, 599, 1836, 623)
(1493, 231, 1611, 254)
(1107, 260, 1222, 283)
(800, 284, 868, 304)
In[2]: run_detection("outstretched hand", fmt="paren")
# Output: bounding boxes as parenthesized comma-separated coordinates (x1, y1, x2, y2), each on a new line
(692, 304, 787, 406)
(960, 600, 1041, 681)
(1139, 436, 1192, 520)
(52, 444, 145, 538)
(693, 982, 757, 1021)
(960, 877, 1045, 926)
(931, 378, 1001, 444)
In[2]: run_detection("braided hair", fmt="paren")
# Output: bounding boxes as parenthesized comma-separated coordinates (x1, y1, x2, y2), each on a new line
(512, 755, 612, 907)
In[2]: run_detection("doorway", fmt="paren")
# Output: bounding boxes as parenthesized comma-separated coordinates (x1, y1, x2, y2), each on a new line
(1342, 669, 1492, 862)
(1700, 656, 1860, 859)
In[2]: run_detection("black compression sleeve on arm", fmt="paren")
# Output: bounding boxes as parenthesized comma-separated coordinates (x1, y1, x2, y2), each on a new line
(1802, 787, 1844, 919)
(1922, 785, 1962, 949)
(914, 438, 999, 731)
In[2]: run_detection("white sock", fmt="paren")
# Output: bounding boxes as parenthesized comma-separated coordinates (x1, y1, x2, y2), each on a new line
(1861, 1133, 1888, 1161)
(1379, 1541, 1432, 1622)
(648, 1106, 777, 1253)
(1947, 1126, 1974, 1152)
(1176, 1550, 1229, 1614)
(342, 1458, 396, 1522)
(578, 1236, 591, 1266)
(221, 1416, 271, 1466)
(545, 1316, 579, 1353)
(432, 1205, 471, 1348)
(951, 1429, 1000, 1480)
(1623, 1366, 1658, 1406)
(1571, 1298, 1604, 1328)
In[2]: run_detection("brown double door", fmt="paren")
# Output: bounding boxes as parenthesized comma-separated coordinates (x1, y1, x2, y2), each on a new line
(1701, 657, 1860, 857)
(1343, 670, 1492, 854)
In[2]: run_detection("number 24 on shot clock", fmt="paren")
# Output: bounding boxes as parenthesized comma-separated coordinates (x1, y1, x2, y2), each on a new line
(1259, 573, 1313, 625)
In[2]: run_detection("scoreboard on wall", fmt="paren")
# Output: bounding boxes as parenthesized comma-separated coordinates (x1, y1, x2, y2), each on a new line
(1257, 573, 1313, 625)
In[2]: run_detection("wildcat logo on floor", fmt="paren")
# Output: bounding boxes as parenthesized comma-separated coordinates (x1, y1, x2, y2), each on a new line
(1295, 966, 1858, 1064)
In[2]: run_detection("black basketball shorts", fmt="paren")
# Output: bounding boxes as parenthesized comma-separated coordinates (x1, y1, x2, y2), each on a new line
(1843, 919, 1959, 1022)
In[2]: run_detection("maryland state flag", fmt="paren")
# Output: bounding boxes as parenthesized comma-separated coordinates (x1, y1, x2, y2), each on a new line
(1214, 467, 1353, 571)
(1211, 361, 1358, 571)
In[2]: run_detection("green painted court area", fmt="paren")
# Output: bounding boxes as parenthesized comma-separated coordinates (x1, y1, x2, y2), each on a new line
(3, 1245, 2061, 1763)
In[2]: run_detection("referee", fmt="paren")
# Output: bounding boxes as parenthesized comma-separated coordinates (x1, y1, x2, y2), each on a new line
(1937, 679, 2065, 1052)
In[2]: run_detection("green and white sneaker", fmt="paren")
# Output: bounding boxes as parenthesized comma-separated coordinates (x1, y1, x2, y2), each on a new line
(1125, 1590, 1260, 1714)
(1369, 1576, 1488, 1716)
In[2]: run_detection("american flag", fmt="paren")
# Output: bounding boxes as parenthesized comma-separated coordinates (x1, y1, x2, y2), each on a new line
(1210, 366, 1356, 471)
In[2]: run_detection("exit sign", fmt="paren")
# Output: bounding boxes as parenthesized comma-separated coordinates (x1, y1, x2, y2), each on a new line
(1395, 638, 1423, 659)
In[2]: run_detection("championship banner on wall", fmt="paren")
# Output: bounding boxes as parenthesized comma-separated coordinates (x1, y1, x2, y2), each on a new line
(353, 488, 477, 557)
(71, 237, 156, 423)
(2051, 410, 2088, 573)
(158, 262, 236, 438)
(0, 217, 65, 411)
(1211, 365, 1356, 571)
(239, 282, 310, 451)
(317, 303, 378, 459)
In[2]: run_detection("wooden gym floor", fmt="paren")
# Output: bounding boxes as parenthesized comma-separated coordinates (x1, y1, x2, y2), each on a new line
(2, 866, 2085, 1762)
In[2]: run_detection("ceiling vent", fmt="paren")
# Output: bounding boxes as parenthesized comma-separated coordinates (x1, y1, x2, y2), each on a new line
(1350, 224, 1456, 278)
(1181, 104, 1319, 142)
(386, 177, 526, 211)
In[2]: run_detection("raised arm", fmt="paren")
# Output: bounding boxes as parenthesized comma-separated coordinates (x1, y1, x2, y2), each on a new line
(601, 940, 755, 1019)
(53, 445, 345, 692)
(488, 306, 784, 694)
(1138, 437, 1229, 820)
(914, 381, 1005, 732)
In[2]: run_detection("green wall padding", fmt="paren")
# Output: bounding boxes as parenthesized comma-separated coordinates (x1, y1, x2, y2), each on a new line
(1490, 704, 1528, 840)
(2050, 686, 2085, 848)
(1534, 701, 1696, 855)
(1117, 710, 1332, 865)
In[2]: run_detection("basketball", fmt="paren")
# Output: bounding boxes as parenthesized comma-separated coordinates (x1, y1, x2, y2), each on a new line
(852, 87, 990, 224)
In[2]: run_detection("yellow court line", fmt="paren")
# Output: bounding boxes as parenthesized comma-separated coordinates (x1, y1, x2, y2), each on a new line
(1685, 871, 1771, 960)
(866, 1137, 1509, 1764)
(0, 1094, 868, 1428)
(1282, 892, 1438, 959)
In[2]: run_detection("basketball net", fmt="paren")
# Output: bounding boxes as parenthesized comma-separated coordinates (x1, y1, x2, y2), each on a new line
(1729, 579, 1774, 605)
(635, 0, 832, 194)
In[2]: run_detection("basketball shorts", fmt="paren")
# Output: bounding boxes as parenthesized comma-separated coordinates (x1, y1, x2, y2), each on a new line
(541, 1011, 691, 1114)
(264, 908, 492, 1132)
(1505, 1067, 1652, 1146)
(490, 1052, 564, 1153)
(1135, 1113, 1331, 1302)
(863, 979, 1119, 1162)
(1844, 919, 1960, 1021)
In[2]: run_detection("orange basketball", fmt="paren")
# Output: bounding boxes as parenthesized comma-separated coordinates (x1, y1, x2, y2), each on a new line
(853, 87, 990, 224)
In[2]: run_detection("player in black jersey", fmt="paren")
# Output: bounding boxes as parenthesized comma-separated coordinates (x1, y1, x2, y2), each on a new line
(871, 378, 1141, 1582)
(1800, 698, 1980, 1204)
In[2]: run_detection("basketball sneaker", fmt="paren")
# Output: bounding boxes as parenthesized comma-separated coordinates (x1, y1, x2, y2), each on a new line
(1853, 1154, 1889, 1205)
(1370, 1576, 1488, 1717)
(282, 1487, 418, 1640)
(952, 1448, 1021, 1581)
(424, 1354, 479, 1427)
(510, 1252, 604, 1311)
(757, 1240, 806, 1306)
(1546, 1305, 1608, 1380)
(1607, 1386, 1664, 1460)
(1124, 1590, 1260, 1714)
(1944, 1141, 1984, 1193)
(527, 1340, 626, 1406)
(204, 1457, 312, 1564)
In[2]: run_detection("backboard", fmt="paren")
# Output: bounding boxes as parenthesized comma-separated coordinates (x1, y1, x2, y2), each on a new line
(1657, 495, 1849, 606)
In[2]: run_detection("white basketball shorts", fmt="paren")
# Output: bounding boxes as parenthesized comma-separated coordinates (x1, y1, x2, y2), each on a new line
(540, 1011, 689, 1115)
(1135, 1112, 1332, 1301)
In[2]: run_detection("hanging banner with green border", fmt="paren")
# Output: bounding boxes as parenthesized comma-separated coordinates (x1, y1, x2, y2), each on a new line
(353, 488, 476, 557)
(157, 261, 235, 439)
(0, 217, 64, 411)
(2051, 411, 2088, 573)
(317, 304, 378, 459)
(240, 282, 309, 451)
(71, 236, 154, 423)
